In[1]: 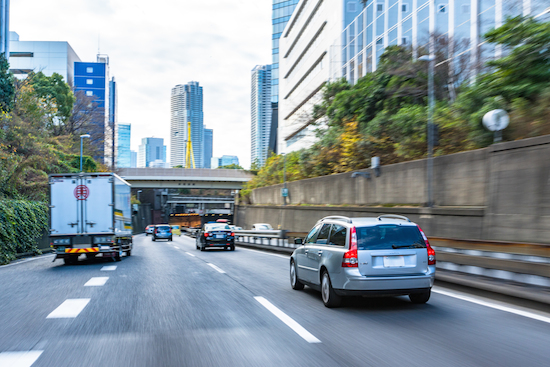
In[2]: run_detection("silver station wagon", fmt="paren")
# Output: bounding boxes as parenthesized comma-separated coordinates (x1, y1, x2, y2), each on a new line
(290, 215, 436, 307)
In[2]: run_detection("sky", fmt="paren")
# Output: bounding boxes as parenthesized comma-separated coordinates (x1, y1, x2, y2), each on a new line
(10, 0, 273, 169)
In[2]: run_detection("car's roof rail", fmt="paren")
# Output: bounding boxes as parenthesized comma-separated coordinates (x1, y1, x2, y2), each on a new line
(321, 215, 352, 223)
(377, 214, 411, 222)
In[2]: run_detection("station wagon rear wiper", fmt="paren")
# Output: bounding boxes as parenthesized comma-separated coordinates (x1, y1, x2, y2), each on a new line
(392, 243, 425, 249)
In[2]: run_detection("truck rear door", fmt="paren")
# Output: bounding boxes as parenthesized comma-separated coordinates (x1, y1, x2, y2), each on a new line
(50, 176, 80, 234)
(83, 175, 113, 233)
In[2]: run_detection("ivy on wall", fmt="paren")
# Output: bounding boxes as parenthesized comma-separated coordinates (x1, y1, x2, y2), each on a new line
(0, 200, 48, 264)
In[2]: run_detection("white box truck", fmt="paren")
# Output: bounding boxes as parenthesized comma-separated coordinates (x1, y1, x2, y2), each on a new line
(49, 172, 133, 264)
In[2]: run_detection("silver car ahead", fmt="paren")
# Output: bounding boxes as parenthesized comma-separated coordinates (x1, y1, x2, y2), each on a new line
(290, 215, 436, 308)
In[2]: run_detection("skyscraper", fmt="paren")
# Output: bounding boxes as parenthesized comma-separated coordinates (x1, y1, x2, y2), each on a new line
(137, 137, 166, 168)
(251, 65, 272, 167)
(0, 0, 9, 56)
(74, 55, 111, 165)
(170, 82, 204, 168)
(271, 0, 299, 154)
(203, 128, 213, 169)
(117, 123, 131, 168)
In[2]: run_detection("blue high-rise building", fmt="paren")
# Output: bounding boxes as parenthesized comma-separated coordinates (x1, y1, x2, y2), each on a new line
(203, 128, 213, 169)
(170, 82, 204, 168)
(271, 0, 299, 154)
(137, 137, 166, 168)
(251, 65, 272, 167)
(117, 123, 131, 168)
(220, 155, 240, 167)
(73, 55, 111, 165)
(1, 0, 10, 56)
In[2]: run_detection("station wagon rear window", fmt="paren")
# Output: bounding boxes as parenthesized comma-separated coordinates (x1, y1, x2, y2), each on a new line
(356, 225, 426, 250)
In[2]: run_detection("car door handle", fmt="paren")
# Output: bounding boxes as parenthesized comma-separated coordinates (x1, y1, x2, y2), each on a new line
(304, 249, 309, 254)
(318, 251, 323, 256)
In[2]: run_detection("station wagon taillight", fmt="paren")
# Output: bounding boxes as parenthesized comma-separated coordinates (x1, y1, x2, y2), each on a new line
(342, 226, 358, 267)
(417, 225, 436, 265)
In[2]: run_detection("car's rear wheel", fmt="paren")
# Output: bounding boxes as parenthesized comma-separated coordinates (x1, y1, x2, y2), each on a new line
(409, 290, 431, 304)
(230, 245, 235, 251)
(169, 237, 173, 241)
(321, 271, 342, 308)
(290, 260, 304, 290)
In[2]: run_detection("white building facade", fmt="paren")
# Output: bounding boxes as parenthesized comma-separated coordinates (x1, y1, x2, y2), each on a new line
(278, 0, 362, 154)
(8, 32, 81, 85)
(251, 65, 272, 167)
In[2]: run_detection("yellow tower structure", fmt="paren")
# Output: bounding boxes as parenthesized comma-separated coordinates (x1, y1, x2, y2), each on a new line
(185, 121, 195, 169)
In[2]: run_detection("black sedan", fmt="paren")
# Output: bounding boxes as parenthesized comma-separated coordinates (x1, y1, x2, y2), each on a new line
(196, 223, 235, 251)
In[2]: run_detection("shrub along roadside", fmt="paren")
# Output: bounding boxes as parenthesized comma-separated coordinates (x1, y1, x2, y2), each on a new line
(0, 200, 48, 264)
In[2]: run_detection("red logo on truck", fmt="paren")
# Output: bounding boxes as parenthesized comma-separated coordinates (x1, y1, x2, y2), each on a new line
(74, 185, 90, 200)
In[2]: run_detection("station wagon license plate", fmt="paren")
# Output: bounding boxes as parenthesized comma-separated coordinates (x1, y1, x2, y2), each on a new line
(383, 255, 405, 267)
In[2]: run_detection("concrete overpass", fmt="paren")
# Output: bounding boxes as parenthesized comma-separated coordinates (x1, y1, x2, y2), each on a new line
(118, 168, 254, 189)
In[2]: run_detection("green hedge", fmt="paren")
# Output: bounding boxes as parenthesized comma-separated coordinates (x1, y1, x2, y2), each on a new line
(0, 200, 48, 264)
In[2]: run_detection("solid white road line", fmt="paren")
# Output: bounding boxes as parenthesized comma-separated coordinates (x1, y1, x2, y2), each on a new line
(207, 263, 226, 274)
(84, 277, 109, 287)
(186, 252, 195, 257)
(432, 288, 550, 324)
(238, 247, 290, 259)
(255, 296, 321, 344)
(46, 299, 91, 319)
(0, 351, 43, 367)
(0, 255, 54, 269)
(100, 265, 117, 271)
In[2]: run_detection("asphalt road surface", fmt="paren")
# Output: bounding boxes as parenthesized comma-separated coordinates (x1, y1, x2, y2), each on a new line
(1, 234, 549, 367)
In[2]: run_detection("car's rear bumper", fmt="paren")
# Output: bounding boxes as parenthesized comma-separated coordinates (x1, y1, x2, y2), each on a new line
(333, 267, 435, 294)
(335, 287, 431, 297)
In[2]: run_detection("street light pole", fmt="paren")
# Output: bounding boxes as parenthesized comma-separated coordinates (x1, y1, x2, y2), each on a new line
(80, 134, 91, 172)
(419, 54, 435, 208)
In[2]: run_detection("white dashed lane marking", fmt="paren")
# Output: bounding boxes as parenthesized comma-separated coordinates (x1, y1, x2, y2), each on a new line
(84, 277, 109, 287)
(255, 297, 321, 344)
(207, 263, 226, 274)
(100, 265, 117, 271)
(174, 246, 180, 249)
(46, 299, 90, 319)
(186, 252, 195, 257)
(0, 351, 43, 367)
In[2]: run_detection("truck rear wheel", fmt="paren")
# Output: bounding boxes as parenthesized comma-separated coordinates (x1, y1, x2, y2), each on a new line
(63, 256, 78, 265)
(126, 250, 132, 256)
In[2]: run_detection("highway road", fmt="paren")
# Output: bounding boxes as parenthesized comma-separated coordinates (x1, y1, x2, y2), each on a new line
(1, 234, 549, 367)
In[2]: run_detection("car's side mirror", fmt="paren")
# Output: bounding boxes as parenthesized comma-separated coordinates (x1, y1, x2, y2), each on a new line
(294, 238, 303, 245)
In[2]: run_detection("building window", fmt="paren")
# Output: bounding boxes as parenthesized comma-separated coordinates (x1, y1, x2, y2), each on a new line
(402, 36, 408, 45)
(438, 4, 447, 13)
(377, 3, 383, 12)
(347, 1, 357, 12)
(462, 4, 470, 13)
(376, 37, 383, 45)
(86, 91, 93, 96)
(402, 4, 408, 12)
(86, 67, 93, 73)
(86, 79, 93, 85)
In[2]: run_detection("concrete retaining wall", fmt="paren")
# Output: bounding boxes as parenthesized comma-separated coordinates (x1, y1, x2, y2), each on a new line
(241, 135, 550, 244)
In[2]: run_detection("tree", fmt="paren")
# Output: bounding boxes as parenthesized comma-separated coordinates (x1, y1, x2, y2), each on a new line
(0, 54, 15, 112)
(217, 163, 244, 170)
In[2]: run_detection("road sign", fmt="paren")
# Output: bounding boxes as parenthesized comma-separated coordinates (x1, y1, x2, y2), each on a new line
(74, 185, 89, 200)
(281, 188, 288, 197)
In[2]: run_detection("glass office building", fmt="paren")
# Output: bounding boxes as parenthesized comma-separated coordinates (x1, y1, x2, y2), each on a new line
(1, 0, 9, 56)
(271, 0, 299, 154)
(203, 128, 213, 169)
(220, 155, 240, 167)
(170, 82, 204, 168)
(117, 123, 131, 168)
(138, 137, 166, 168)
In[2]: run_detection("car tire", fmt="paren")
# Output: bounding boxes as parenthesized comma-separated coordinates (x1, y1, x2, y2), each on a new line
(152, 237, 156, 241)
(290, 260, 304, 290)
(170, 237, 173, 241)
(115, 251, 122, 262)
(230, 246, 235, 251)
(409, 290, 431, 304)
(321, 271, 342, 308)
(200, 246, 205, 252)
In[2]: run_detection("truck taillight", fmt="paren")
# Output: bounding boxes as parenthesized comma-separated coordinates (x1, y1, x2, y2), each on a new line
(342, 226, 358, 267)
(417, 225, 436, 265)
